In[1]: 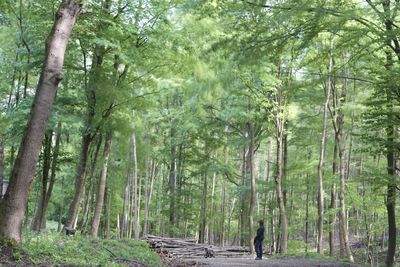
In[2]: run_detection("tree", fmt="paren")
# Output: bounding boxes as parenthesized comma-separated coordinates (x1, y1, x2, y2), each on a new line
(91, 131, 112, 237)
(0, 0, 81, 243)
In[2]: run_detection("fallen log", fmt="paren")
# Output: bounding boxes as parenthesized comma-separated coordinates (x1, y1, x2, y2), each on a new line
(146, 235, 250, 259)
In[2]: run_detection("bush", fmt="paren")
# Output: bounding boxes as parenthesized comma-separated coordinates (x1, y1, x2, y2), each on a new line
(21, 231, 164, 266)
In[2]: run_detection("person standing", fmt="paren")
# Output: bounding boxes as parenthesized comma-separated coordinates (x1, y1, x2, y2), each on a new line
(254, 220, 265, 260)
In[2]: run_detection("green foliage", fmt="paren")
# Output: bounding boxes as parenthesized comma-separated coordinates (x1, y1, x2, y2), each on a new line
(22, 231, 163, 267)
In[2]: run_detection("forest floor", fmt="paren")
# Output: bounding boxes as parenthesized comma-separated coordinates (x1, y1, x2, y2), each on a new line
(183, 256, 366, 267)
(0, 231, 164, 267)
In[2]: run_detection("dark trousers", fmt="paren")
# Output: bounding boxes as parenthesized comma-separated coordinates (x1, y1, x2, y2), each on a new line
(255, 239, 263, 259)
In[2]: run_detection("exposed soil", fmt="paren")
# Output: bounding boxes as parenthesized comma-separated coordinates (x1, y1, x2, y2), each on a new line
(0, 243, 32, 267)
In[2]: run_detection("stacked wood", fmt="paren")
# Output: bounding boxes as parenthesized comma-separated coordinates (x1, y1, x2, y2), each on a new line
(146, 235, 250, 258)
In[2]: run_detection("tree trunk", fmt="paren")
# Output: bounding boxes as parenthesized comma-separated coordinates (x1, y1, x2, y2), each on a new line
(81, 135, 102, 233)
(384, 46, 397, 267)
(0, 0, 81, 243)
(239, 147, 247, 246)
(65, 133, 91, 228)
(270, 193, 276, 254)
(316, 48, 332, 253)
(220, 180, 226, 246)
(275, 121, 288, 253)
(169, 138, 177, 236)
(143, 159, 157, 237)
(65, 0, 112, 229)
(122, 134, 133, 238)
(91, 132, 112, 237)
(105, 159, 116, 239)
(248, 123, 256, 254)
(329, 140, 338, 257)
(305, 178, 309, 252)
(40, 122, 62, 230)
(31, 130, 52, 231)
(0, 136, 3, 198)
(209, 173, 216, 244)
(337, 53, 353, 262)
(199, 172, 207, 243)
(132, 132, 140, 239)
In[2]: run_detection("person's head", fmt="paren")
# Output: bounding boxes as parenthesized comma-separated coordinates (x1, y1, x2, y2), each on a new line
(258, 220, 264, 226)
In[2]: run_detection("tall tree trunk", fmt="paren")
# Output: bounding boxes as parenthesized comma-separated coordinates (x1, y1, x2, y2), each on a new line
(91, 132, 112, 237)
(329, 141, 338, 256)
(168, 138, 176, 236)
(105, 159, 116, 239)
(270, 192, 276, 254)
(384, 45, 397, 267)
(65, 133, 91, 228)
(316, 48, 332, 253)
(305, 177, 309, 252)
(143, 159, 157, 237)
(122, 133, 134, 238)
(0, 0, 81, 243)
(132, 132, 140, 239)
(41, 122, 62, 229)
(380, 2, 398, 262)
(239, 147, 247, 246)
(65, 0, 112, 229)
(336, 53, 353, 262)
(199, 171, 207, 243)
(209, 173, 216, 244)
(31, 130, 52, 231)
(0, 136, 3, 198)
(275, 120, 288, 253)
(248, 123, 256, 254)
(220, 180, 226, 246)
(81, 136, 102, 233)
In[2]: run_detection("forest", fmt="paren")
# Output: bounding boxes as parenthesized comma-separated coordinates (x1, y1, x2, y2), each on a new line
(0, 0, 399, 266)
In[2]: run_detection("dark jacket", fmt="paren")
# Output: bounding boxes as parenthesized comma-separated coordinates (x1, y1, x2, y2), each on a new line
(254, 225, 265, 242)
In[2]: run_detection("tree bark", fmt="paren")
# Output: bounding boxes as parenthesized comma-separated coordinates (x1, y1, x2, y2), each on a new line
(0, 0, 81, 243)
(65, 0, 112, 229)
(80, 135, 102, 233)
(329, 137, 338, 256)
(336, 53, 353, 262)
(41, 122, 62, 229)
(248, 123, 256, 254)
(132, 131, 140, 239)
(305, 178, 309, 252)
(209, 173, 216, 244)
(143, 159, 157, 237)
(199, 171, 207, 243)
(0, 136, 3, 198)
(239, 146, 247, 246)
(91, 132, 112, 237)
(122, 134, 133, 238)
(316, 46, 332, 253)
(65, 133, 91, 228)
(169, 135, 177, 236)
(384, 46, 397, 267)
(105, 159, 116, 239)
(31, 130, 52, 231)
(275, 121, 288, 253)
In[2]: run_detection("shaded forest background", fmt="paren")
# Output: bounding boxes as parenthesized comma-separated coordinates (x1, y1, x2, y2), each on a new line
(0, 0, 399, 266)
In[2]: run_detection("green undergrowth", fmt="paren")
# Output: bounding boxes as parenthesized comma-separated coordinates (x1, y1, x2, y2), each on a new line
(21, 231, 164, 266)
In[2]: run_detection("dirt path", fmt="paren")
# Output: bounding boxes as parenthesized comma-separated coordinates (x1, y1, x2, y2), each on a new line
(185, 256, 366, 267)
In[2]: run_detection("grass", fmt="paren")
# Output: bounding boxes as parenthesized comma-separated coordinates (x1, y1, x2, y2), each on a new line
(20, 230, 164, 266)
(268, 240, 365, 265)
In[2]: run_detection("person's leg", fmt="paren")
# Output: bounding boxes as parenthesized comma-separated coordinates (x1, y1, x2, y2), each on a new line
(255, 240, 261, 259)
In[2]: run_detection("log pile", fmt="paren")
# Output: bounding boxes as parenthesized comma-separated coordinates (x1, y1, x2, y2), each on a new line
(146, 235, 250, 258)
